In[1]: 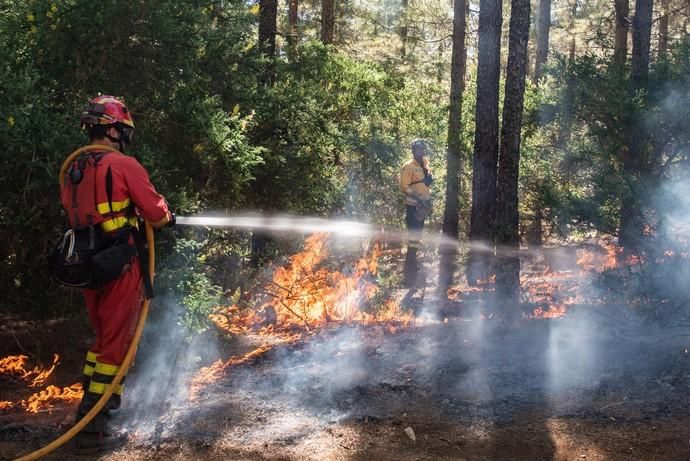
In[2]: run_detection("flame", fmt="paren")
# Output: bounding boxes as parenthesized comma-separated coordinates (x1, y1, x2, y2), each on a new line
(523, 272, 578, 319)
(24, 384, 83, 413)
(576, 240, 620, 272)
(0, 354, 59, 387)
(190, 233, 411, 398)
(0, 401, 14, 410)
(188, 344, 274, 401)
(216, 233, 410, 332)
(260, 233, 389, 327)
(0, 354, 83, 413)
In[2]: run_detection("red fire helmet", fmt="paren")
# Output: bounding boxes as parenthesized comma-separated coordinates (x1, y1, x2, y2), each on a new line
(80, 95, 135, 129)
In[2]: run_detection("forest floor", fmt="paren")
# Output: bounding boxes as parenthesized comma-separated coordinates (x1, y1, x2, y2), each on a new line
(2, 301, 690, 461)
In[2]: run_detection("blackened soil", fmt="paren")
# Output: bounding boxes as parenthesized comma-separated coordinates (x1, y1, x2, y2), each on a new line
(2, 310, 690, 461)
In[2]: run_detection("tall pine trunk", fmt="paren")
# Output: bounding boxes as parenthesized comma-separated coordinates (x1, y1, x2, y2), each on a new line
(258, 0, 278, 85)
(288, 0, 299, 57)
(438, 0, 468, 296)
(321, 0, 335, 44)
(658, 0, 669, 59)
(399, 0, 409, 58)
(534, 0, 551, 82)
(614, 0, 630, 66)
(687, 0, 690, 43)
(259, 0, 278, 57)
(558, 2, 578, 146)
(467, 0, 502, 285)
(619, 0, 653, 253)
(495, 0, 530, 315)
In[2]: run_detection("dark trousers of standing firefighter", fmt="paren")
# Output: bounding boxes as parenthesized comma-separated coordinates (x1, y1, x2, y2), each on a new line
(78, 256, 143, 433)
(404, 205, 425, 286)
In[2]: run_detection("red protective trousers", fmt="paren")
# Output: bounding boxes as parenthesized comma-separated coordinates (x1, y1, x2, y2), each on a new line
(82, 257, 143, 367)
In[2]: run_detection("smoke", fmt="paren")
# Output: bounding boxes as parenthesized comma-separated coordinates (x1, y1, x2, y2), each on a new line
(117, 296, 220, 436)
(110, 201, 690, 450)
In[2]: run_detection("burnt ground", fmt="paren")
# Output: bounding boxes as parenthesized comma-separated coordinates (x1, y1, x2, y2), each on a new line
(2, 304, 690, 461)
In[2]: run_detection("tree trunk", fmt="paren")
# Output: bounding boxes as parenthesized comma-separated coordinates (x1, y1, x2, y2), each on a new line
(259, 0, 278, 83)
(534, 0, 551, 82)
(619, 0, 653, 254)
(614, 0, 630, 66)
(495, 0, 530, 314)
(438, 0, 468, 296)
(687, 0, 690, 43)
(467, 0, 502, 285)
(568, 2, 577, 61)
(658, 0, 669, 59)
(558, 2, 578, 146)
(399, 0, 409, 58)
(321, 0, 335, 44)
(288, 0, 299, 57)
(259, 0, 278, 56)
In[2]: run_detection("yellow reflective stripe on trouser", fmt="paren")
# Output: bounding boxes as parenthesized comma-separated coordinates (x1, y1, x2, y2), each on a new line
(100, 216, 138, 232)
(83, 351, 98, 376)
(94, 361, 120, 376)
(97, 199, 131, 214)
(88, 381, 124, 395)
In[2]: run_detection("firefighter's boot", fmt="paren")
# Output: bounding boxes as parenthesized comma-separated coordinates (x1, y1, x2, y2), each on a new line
(73, 412, 128, 455)
(73, 392, 128, 455)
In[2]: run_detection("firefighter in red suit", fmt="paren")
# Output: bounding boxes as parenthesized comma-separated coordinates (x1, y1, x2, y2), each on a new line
(62, 95, 173, 453)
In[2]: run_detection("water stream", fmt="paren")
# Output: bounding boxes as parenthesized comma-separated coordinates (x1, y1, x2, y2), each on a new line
(175, 214, 498, 255)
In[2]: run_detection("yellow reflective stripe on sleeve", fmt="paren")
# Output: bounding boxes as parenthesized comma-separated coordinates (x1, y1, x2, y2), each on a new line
(97, 199, 131, 214)
(86, 351, 98, 362)
(94, 361, 120, 376)
(83, 364, 95, 376)
(88, 381, 124, 395)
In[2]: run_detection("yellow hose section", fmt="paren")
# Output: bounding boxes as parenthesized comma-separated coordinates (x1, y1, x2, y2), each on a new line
(15, 146, 156, 461)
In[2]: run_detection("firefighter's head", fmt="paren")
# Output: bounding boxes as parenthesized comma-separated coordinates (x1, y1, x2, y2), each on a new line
(80, 95, 135, 151)
(410, 139, 428, 163)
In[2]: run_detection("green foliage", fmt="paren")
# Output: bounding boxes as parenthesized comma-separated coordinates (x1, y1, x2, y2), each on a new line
(519, 42, 690, 241)
(1, 2, 449, 326)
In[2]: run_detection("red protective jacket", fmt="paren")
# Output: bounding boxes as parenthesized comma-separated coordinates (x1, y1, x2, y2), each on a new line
(60, 149, 168, 372)
(61, 150, 168, 233)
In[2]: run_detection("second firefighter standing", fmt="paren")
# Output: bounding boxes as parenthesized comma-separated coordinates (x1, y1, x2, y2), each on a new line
(400, 139, 433, 287)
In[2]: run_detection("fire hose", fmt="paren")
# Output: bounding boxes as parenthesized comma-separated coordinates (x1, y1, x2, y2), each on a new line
(15, 145, 156, 461)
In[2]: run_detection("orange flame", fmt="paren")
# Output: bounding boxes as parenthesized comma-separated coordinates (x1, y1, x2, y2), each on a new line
(0, 354, 83, 413)
(576, 241, 620, 272)
(24, 384, 83, 413)
(220, 233, 410, 332)
(190, 234, 411, 399)
(0, 354, 59, 387)
(188, 344, 274, 401)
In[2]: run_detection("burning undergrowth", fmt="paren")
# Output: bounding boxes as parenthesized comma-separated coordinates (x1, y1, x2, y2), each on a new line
(189, 233, 412, 400)
(3, 232, 690, 458)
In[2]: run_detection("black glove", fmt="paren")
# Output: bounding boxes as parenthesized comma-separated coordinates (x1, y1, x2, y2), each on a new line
(167, 211, 176, 227)
(423, 172, 433, 186)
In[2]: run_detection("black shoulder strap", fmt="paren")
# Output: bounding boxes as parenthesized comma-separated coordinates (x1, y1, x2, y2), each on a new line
(105, 166, 113, 214)
(130, 226, 154, 299)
